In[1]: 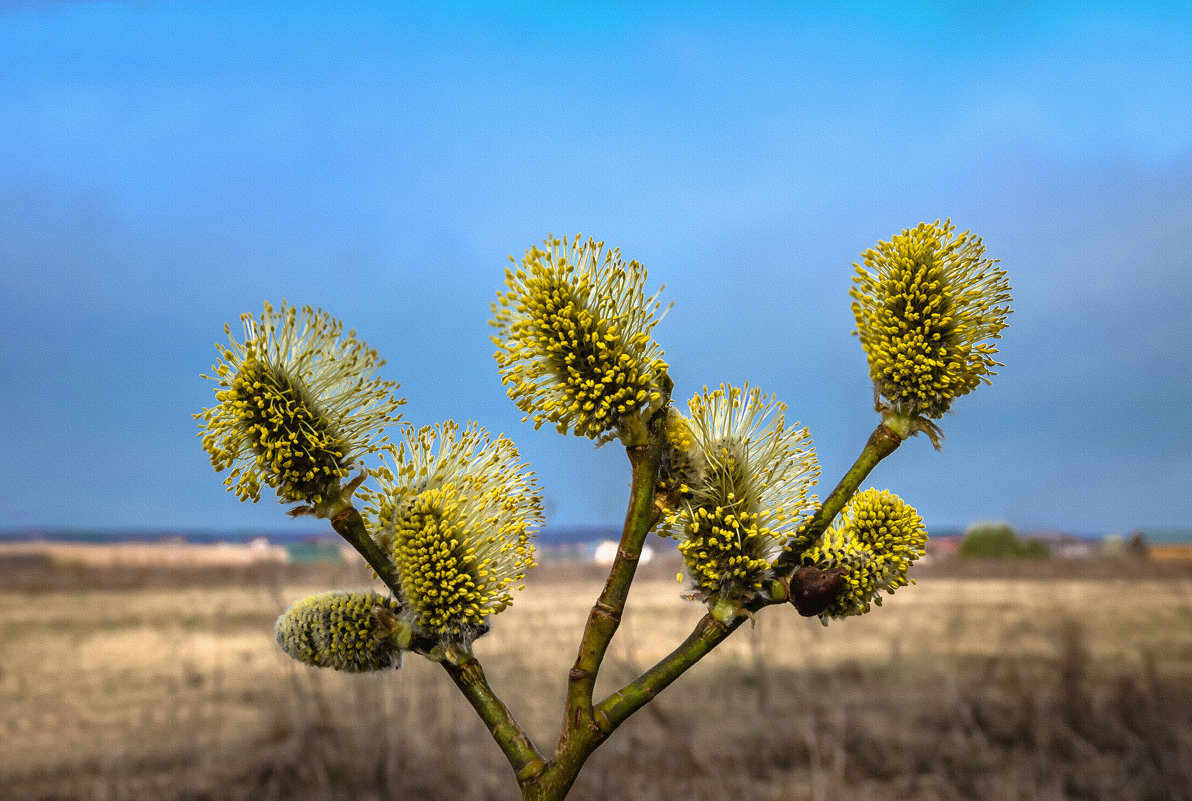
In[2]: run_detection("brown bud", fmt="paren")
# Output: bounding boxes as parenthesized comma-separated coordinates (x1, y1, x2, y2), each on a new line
(790, 565, 847, 617)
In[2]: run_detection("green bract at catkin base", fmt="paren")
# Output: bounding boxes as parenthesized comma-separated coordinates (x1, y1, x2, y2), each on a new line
(490, 234, 670, 441)
(195, 301, 405, 514)
(659, 384, 820, 620)
(276, 590, 409, 672)
(362, 422, 541, 645)
(850, 220, 1011, 441)
(803, 488, 928, 624)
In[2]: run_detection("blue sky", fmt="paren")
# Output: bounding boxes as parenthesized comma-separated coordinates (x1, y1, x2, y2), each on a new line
(1, 1, 1190, 536)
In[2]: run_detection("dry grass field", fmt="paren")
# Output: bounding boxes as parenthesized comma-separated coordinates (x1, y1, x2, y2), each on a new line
(3, 554, 1192, 801)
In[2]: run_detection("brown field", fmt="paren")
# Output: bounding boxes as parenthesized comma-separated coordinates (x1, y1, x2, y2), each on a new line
(3, 554, 1192, 801)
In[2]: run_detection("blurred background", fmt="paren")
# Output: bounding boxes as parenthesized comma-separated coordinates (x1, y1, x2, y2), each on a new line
(2, 2, 1191, 799)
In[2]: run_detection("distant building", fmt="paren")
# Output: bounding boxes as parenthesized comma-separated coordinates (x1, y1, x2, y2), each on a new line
(1137, 528, 1192, 560)
(592, 540, 653, 566)
(926, 534, 962, 557)
(1029, 530, 1095, 559)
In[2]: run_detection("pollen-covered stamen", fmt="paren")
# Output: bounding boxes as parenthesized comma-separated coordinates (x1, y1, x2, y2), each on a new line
(228, 355, 350, 504)
(663, 384, 821, 606)
(803, 488, 928, 622)
(196, 301, 404, 509)
(534, 274, 652, 435)
(491, 235, 669, 439)
(679, 502, 778, 597)
(851, 220, 1011, 419)
(701, 437, 752, 508)
(362, 422, 541, 644)
(392, 484, 519, 636)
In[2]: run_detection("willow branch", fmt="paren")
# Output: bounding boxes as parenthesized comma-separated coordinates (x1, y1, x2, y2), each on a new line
(562, 415, 660, 734)
(328, 502, 546, 779)
(442, 649, 547, 782)
(595, 612, 743, 733)
(329, 505, 404, 595)
(597, 421, 906, 734)
(772, 422, 903, 576)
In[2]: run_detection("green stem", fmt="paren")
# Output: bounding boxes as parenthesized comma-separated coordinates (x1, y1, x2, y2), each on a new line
(329, 505, 404, 596)
(520, 421, 909, 799)
(522, 621, 733, 801)
(327, 504, 546, 780)
(596, 612, 743, 732)
(526, 415, 659, 799)
(590, 424, 906, 740)
(442, 649, 547, 782)
(772, 423, 903, 576)
(563, 415, 659, 723)
(330, 506, 546, 781)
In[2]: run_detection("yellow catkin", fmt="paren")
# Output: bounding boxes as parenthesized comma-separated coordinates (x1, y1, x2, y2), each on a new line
(850, 220, 1011, 418)
(275, 590, 404, 672)
(362, 422, 541, 642)
(662, 384, 820, 605)
(803, 488, 928, 622)
(491, 235, 669, 439)
(196, 301, 404, 506)
(678, 506, 776, 596)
